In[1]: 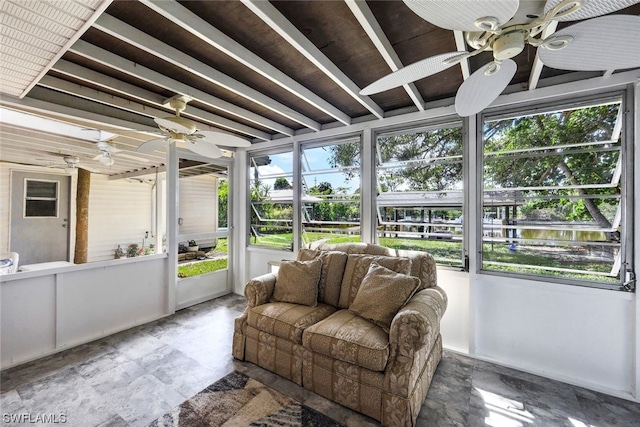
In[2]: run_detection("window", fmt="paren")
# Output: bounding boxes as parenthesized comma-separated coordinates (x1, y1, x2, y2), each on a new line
(249, 149, 294, 250)
(24, 179, 58, 217)
(375, 122, 464, 267)
(481, 99, 626, 286)
(301, 137, 361, 245)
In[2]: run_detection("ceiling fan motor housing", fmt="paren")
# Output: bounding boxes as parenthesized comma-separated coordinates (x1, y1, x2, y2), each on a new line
(492, 30, 526, 60)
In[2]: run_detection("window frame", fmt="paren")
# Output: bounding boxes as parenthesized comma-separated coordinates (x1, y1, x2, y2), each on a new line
(23, 178, 59, 218)
(477, 92, 632, 290)
(373, 119, 466, 269)
(247, 147, 296, 251)
(299, 135, 363, 247)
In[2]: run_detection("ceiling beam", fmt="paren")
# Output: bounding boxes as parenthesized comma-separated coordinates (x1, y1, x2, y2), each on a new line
(345, 0, 425, 111)
(242, 0, 385, 120)
(528, 21, 557, 91)
(69, 39, 290, 138)
(51, 60, 272, 141)
(453, 31, 471, 80)
(94, 14, 321, 132)
(0, 93, 163, 136)
(138, 0, 352, 127)
(40, 74, 260, 147)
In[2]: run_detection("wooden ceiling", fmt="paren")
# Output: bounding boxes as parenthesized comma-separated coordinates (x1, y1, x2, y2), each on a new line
(1, 0, 639, 176)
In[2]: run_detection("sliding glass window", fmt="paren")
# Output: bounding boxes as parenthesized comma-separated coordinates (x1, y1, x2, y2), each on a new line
(481, 98, 626, 287)
(300, 137, 362, 245)
(375, 122, 464, 267)
(249, 149, 294, 250)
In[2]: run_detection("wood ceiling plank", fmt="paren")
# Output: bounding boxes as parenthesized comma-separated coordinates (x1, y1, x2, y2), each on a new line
(346, 0, 425, 111)
(69, 39, 288, 138)
(242, 0, 384, 120)
(93, 13, 320, 132)
(51, 60, 270, 141)
(139, 0, 351, 127)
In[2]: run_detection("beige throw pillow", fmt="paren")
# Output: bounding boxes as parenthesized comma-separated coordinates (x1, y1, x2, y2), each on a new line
(297, 249, 348, 306)
(272, 259, 322, 307)
(349, 262, 420, 332)
(339, 254, 412, 308)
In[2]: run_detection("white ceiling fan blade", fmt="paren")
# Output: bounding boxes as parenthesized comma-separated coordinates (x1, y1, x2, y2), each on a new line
(196, 130, 251, 148)
(538, 15, 640, 71)
(92, 154, 102, 161)
(186, 140, 223, 159)
(137, 138, 171, 153)
(455, 59, 517, 117)
(115, 153, 150, 162)
(361, 52, 468, 95)
(154, 116, 196, 134)
(403, 0, 519, 31)
(544, 0, 640, 21)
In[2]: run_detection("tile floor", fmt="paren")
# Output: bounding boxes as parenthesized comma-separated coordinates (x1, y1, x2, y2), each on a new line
(1, 294, 639, 426)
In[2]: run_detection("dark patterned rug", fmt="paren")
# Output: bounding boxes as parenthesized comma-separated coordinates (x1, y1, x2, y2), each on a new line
(147, 371, 346, 426)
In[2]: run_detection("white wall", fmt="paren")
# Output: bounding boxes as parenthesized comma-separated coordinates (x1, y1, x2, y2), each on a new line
(178, 174, 218, 237)
(87, 175, 154, 262)
(473, 275, 635, 397)
(0, 164, 11, 253)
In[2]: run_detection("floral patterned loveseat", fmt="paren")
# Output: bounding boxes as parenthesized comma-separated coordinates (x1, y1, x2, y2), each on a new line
(232, 242, 447, 426)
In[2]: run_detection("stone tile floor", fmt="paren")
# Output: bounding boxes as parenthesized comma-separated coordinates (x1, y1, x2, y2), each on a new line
(1, 294, 639, 426)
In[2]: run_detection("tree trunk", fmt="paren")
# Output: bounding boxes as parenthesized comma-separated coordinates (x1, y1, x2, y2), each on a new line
(74, 168, 90, 263)
(557, 160, 617, 240)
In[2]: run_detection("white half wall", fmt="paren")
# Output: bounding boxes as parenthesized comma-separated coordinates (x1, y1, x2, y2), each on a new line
(439, 268, 470, 355)
(474, 274, 636, 400)
(0, 255, 168, 369)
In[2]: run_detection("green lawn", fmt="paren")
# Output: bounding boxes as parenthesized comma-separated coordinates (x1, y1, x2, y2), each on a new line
(178, 258, 227, 278)
(193, 233, 616, 283)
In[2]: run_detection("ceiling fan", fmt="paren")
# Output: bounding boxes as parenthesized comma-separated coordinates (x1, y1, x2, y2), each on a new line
(39, 154, 97, 174)
(137, 95, 251, 158)
(93, 139, 150, 166)
(361, 0, 640, 117)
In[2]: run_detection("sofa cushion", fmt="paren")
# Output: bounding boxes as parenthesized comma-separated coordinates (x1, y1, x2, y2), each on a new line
(302, 310, 390, 372)
(349, 262, 421, 332)
(297, 249, 348, 307)
(338, 254, 411, 309)
(272, 259, 322, 306)
(247, 302, 337, 344)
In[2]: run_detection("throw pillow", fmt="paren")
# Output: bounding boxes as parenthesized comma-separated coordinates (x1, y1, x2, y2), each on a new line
(338, 254, 411, 308)
(272, 258, 322, 307)
(297, 249, 348, 307)
(349, 262, 420, 332)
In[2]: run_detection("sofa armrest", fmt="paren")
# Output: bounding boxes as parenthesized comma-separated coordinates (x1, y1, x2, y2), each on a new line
(244, 273, 278, 307)
(389, 286, 447, 357)
(384, 286, 447, 397)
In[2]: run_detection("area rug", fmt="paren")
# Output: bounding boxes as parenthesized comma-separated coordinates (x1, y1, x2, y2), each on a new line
(147, 371, 346, 426)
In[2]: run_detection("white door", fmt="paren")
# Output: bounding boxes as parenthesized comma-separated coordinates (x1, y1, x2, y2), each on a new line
(10, 171, 71, 265)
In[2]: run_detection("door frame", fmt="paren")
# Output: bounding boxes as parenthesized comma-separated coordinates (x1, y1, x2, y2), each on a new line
(171, 148, 234, 309)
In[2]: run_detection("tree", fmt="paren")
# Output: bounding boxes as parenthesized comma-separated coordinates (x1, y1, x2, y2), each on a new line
(274, 177, 292, 190)
(218, 180, 228, 228)
(484, 104, 619, 234)
(328, 105, 620, 236)
(309, 181, 333, 195)
(329, 128, 463, 192)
